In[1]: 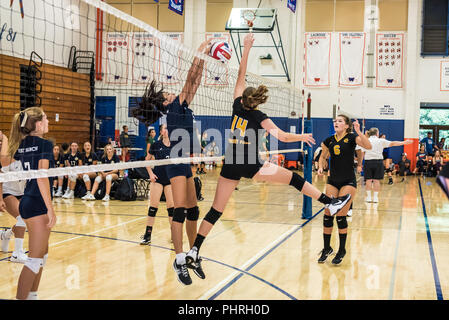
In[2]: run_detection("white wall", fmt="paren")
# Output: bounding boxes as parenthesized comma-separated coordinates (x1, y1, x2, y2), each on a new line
(0, 0, 96, 67)
(5, 0, 445, 141)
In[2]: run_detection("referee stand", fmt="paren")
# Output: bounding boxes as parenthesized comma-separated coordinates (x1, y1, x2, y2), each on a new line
(302, 93, 313, 219)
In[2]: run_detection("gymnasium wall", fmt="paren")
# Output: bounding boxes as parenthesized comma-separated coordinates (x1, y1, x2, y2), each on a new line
(0, 54, 92, 146)
(0, 0, 96, 68)
(1, 1, 97, 146)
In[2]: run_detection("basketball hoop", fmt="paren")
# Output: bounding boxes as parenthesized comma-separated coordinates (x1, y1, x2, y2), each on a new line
(242, 9, 256, 33)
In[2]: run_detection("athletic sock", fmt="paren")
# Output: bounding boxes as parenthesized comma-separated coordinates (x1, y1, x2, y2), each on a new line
(318, 193, 332, 205)
(145, 226, 153, 236)
(323, 233, 331, 250)
(15, 238, 24, 251)
(338, 233, 347, 253)
(193, 234, 205, 252)
(176, 252, 186, 265)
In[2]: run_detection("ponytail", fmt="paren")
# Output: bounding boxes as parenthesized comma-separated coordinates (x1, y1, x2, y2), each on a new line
(242, 85, 269, 110)
(8, 107, 44, 158)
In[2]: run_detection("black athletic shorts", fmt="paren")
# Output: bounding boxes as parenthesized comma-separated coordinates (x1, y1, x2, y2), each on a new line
(327, 177, 357, 190)
(363, 159, 385, 180)
(19, 195, 48, 219)
(220, 163, 263, 181)
(2, 194, 22, 200)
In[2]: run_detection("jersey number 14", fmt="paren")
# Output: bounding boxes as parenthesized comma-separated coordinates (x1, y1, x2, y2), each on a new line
(230, 115, 248, 137)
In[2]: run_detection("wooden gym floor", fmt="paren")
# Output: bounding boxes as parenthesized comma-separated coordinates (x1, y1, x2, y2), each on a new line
(0, 168, 448, 300)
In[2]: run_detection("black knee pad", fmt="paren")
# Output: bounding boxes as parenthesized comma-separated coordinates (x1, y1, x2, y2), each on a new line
(204, 207, 222, 225)
(336, 216, 348, 229)
(147, 206, 158, 217)
(323, 214, 334, 228)
(172, 207, 186, 223)
(289, 172, 306, 192)
(186, 206, 199, 221)
(167, 207, 174, 217)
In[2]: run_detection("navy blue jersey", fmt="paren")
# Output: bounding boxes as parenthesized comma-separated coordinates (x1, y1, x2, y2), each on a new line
(100, 154, 120, 173)
(14, 136, 54, 198)
(166, 96, 195, 157)
(81, 152, 98, 166)
(54, 154, 64, 167)
(149, 140, 171, 160)
(66, 151, 82, 167)
(149, 140, 171, 184)
(62, 153, 69, 166)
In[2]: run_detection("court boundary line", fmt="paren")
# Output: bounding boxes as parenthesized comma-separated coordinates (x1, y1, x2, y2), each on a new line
(0, 226, 302, 300)
(388, 215, 402, 300)
(418, 178, 444, 300)
(203, 208, 324, 300)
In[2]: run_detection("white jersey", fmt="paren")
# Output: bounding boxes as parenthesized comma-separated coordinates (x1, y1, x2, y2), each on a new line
(362, 136, 391, 160)
(1, 161, 26, 196)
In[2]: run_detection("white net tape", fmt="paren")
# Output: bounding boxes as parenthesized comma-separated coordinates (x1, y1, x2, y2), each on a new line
(0, 148, 304, 183)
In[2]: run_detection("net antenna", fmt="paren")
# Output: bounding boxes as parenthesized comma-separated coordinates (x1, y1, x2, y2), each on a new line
(242, 9, 256, 33)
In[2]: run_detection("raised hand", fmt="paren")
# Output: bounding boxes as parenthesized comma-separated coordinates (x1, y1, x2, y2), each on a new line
(243, 33, 254, 49)
(301, 133, 316, 147)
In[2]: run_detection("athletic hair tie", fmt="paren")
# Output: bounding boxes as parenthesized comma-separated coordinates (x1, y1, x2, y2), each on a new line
(20, 111, 28, 128)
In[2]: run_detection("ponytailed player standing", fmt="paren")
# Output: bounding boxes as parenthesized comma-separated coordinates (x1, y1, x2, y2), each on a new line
(7, 107, 56, 300)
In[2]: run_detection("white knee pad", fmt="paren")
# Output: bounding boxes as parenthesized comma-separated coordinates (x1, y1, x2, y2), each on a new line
(25, 257, 43, 274)
(15, 215, 26, 228)
(105, 175, 113, 182)
(95, 176, 103, 183)
(83, 174, 90, 182)
(69, 174, 77, 182)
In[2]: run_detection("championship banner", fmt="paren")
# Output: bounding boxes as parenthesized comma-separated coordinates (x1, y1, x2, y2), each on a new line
(287, 0, 297, 13)
(131, 32, 155, 84)
(376, 33, 404, 88)
(204, 32, 231, 86)
(339, 32, 366, 87)
(168, 0, 184, 15)
(304, 32, 331, 87)
(155, 32, 183, 85)
(105, 33, 129, 85)
(440, 60, 449, 91)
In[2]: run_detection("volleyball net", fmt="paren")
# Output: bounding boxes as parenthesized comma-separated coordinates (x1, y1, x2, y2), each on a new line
(0, 0, 308, 183)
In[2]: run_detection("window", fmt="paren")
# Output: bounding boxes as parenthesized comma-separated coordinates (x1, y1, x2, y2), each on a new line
(421, 0, 449, 56)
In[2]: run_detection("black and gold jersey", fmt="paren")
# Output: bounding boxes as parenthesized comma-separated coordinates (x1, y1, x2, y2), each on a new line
(224, 97, 268, 165)
(323, 133, 357, 182)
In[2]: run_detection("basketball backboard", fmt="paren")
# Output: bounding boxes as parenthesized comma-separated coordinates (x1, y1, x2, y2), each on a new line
(225, 8, 277, 32)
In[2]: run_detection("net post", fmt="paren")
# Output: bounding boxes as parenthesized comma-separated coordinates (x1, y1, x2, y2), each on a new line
(302, 94, 313, 219)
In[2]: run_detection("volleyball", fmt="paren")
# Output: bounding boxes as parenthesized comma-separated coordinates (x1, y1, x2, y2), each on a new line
(209, 41, 232, 63)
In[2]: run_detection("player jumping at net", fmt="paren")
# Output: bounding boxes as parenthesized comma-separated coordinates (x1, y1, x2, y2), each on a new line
(132, 40, 211, 285)
(317, 115, 372, 265)
(0, 131, 27, 263)
(183, 33, 352, 280)
(140, 124, 174, 245)
(7, 107, 56, 300)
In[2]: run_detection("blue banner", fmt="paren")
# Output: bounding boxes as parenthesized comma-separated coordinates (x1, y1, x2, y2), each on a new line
(287, 0, 296, 13)
(168, 0, 184, 15)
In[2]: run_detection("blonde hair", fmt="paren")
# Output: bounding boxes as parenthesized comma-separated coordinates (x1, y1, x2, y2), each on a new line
(8, 107, 44, 158)
(242, 85, 269, 110)
(103, 144, 114, 158)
